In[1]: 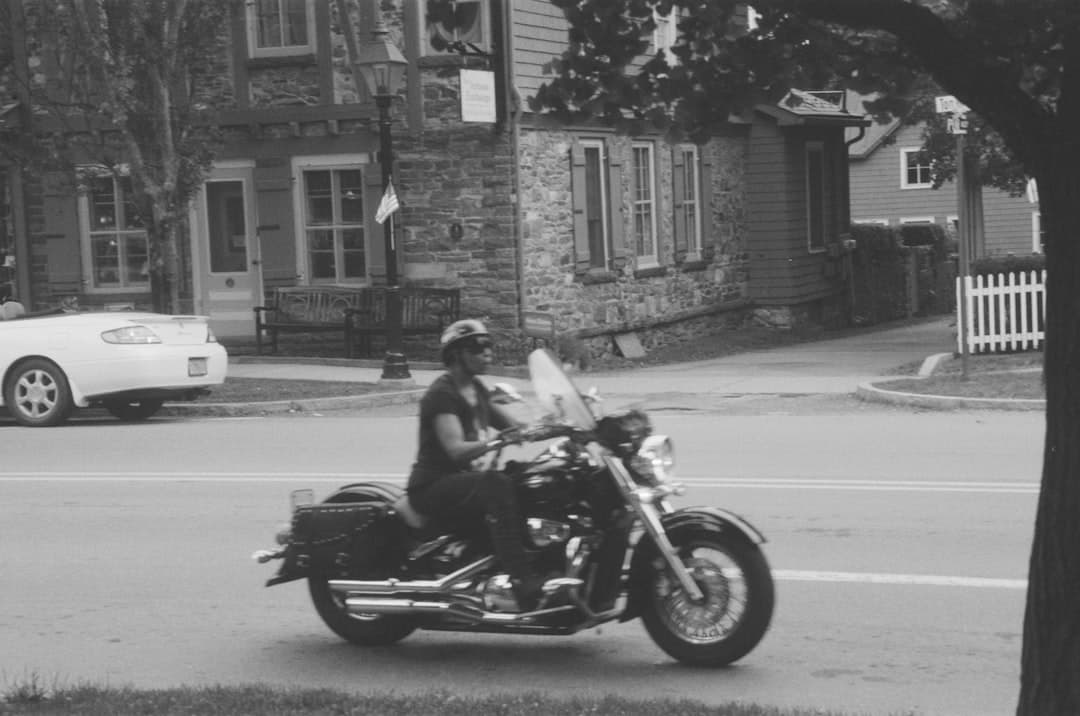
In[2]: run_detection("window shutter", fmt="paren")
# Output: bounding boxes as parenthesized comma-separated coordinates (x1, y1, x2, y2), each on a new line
(254, 160, 295, 287)
(672, 148, 687, 261)
(365, 169, 388, 284)
(608, 152, 627, 271)
(700, 150, 715, 261)
(570, 142, 591, 273)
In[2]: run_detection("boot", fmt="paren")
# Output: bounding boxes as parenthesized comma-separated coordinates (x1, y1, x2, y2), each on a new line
(484, 513, 542, 611)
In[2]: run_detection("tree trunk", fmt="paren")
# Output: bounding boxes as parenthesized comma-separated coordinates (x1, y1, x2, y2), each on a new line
(1016, 143, 1080, 714)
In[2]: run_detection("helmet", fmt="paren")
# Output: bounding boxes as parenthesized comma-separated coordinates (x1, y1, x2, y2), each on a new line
(440, 319, 490, 362)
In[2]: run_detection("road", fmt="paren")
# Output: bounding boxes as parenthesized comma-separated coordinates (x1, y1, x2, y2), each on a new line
(0, 400, 1041, 715)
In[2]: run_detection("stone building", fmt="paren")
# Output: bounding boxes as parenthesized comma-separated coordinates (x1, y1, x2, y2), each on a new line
(0, 0, 866, 361)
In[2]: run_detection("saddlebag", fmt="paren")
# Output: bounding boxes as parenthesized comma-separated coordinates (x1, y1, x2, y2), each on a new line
(268, 502, 401, 586)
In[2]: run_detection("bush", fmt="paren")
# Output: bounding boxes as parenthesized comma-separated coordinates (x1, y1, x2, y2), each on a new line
(899, 222, 948, 249)
(972, 253, 1045, 277)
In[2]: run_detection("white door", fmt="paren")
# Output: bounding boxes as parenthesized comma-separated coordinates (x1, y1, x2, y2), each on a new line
(193, 166, 262, 339)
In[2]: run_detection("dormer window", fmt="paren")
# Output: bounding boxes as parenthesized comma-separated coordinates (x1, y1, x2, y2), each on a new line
(247, 0, 315, 58)
(426, 0, 489, 55)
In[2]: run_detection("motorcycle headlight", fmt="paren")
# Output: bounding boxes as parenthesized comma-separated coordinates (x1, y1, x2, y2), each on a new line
(633, 434, 675, 484)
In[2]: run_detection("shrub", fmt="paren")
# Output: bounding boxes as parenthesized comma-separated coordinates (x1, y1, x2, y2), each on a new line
(972, 253, 1045, 277)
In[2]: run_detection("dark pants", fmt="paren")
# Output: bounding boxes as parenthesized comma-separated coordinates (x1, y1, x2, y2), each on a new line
(409, 470, 531, 580)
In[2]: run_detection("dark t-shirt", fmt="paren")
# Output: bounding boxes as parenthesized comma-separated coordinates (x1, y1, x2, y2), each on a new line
(406, 373, 509, 493)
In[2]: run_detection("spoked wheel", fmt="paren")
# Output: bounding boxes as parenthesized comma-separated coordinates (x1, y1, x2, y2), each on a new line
(3, 358, 74, 427)
(638, 530, 774, 667)
(308, 577, 417, 646)
(103, 399, 165, 421)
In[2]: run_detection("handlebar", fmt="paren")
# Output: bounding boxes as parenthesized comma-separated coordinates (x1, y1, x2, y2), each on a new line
(483, 422, 587, 453)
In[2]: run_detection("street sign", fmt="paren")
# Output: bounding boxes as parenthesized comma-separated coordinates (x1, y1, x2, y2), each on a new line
(935, 95, 970, 115)
(521, 311, 556, 340)
(947, 114, 969, 135)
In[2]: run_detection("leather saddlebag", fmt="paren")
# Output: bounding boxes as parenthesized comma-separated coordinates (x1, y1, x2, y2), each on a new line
(272, 503, 393, 585)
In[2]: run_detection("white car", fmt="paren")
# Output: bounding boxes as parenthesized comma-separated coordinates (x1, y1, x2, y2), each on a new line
(0, 307, 227, 427)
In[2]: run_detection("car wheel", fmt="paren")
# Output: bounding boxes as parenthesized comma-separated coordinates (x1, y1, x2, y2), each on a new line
(3, 358, 75, 427)
(103, 399, 165, 421)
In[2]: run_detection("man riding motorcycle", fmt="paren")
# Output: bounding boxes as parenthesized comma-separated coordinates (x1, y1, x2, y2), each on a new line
(404, 319, 546, 610)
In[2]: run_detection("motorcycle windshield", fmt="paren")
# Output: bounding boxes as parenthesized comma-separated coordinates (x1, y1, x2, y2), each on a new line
(527, 348, 597, 429)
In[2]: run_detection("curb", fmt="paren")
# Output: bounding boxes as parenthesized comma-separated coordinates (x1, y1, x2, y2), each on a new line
(857, 352, 1045, 411)
(158, 387, 426, 418)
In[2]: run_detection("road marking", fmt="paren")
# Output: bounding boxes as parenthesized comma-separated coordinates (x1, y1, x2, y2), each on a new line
(0, 473, 1039, 494)
(775, 569, 1027, 590)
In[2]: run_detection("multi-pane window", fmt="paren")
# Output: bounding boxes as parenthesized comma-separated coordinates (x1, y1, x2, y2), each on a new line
(901, 148, 932, 188)
(85, 176, 149, 290)
(248, 0, 313, 57)
(302, 169, 366, 283)
(806, 142, 827, 252)
(632, 142, 658, 265)
(675, 145, 702, 257)
(426, 0, 488, 54)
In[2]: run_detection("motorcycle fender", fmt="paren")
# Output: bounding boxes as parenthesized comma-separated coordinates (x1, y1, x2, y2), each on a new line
(621, 506, 766, 621)
(658, 505, 767, 546)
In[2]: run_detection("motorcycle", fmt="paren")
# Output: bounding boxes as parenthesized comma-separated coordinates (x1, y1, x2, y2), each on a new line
(253, 348, 774, 666)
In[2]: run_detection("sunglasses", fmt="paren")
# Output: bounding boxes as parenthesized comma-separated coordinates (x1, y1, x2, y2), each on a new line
(462, 338, 494, 354)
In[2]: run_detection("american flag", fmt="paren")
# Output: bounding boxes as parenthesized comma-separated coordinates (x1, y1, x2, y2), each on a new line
(375, 180, 400, 224)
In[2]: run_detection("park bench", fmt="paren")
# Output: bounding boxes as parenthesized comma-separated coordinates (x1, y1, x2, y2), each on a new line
(253, 285, 366, 356)
(344, 286, 461, 358)
(253, 285, 461, 358)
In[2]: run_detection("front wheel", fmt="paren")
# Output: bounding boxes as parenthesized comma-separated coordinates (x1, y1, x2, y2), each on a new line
(637, 529, 774, 667)
(308, 578, 417, 646)
(3, 358, 74, 427)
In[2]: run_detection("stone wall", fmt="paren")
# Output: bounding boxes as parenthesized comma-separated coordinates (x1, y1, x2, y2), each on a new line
(517, 127, 750, 359)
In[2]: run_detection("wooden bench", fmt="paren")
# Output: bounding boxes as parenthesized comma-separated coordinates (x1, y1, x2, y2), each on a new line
(253, 286, 366, 356)
(253, 285, 461, 358)
(344, 286, 461, 358)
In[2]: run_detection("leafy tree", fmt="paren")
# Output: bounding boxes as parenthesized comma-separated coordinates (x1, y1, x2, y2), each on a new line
(533, 1, 1080, 712)
(2, 0, 238, 312)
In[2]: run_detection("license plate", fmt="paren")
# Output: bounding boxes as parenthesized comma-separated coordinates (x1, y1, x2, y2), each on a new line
(188, 357, 208, 377)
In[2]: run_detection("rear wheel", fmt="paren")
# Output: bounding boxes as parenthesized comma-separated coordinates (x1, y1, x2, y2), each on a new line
(3, 358, 74, 427)
(309, 577, 417, 646)
(637, 529, 774, 667)
(103, 399, 164, 421)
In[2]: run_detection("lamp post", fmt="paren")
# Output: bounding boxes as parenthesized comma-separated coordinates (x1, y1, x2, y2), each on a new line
(355, 20, 410, 381)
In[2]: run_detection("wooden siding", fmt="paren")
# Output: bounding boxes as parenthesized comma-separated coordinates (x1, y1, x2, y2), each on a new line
(850, 122, 1039, 256)
(512, 0, 570, 102)
(747, 119, 844, 304)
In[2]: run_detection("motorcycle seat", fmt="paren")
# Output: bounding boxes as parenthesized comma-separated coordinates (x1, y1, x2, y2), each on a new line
(392, 494, 429, 530)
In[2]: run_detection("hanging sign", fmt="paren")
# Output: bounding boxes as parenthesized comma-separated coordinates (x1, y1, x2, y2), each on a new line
(460, 69, 496, 123)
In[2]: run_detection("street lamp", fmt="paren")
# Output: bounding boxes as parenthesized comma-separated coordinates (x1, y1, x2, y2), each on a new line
(354, 19, 410, 381)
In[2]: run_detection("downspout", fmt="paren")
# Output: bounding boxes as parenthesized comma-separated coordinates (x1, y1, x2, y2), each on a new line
(500, 0, 526, 332)
(10, 0, 32, 308)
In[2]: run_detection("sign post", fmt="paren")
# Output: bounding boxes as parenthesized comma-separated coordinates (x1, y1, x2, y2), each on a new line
(937, 95, 971, 378)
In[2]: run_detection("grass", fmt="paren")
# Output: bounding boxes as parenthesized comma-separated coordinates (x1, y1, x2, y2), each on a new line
(874, 351, 1044, 400)
(0, 683, 898, 716)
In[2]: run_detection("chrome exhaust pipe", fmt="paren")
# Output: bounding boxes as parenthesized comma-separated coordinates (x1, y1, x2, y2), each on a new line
(328, 556, 494, 597)
(344, 596, 575, 624)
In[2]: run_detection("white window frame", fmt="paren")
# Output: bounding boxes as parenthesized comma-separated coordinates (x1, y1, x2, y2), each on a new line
(631, 141, 659, 268)
(853, 218, 889, 226)
(676, 143, 703, 259)
(1033, 211, 1044, 253)
(246, 0, 316, 59)
(900, 216, 935, 225)
(423, 0, 490, 56)
(900, 147, 932, 189)
(291, 154, 370, 285)
(76, 166, 150, 294)
(580, 139, 612, 270)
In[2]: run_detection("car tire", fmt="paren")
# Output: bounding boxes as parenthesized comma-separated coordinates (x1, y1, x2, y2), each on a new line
(3, 358, 75, 427)
(103, 399, 165, 421)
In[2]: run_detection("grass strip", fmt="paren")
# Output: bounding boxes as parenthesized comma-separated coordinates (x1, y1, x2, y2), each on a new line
(0, 685, 871, 716)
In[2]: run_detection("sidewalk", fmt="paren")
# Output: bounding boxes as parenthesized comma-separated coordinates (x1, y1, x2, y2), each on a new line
(163, 317, 970, 417)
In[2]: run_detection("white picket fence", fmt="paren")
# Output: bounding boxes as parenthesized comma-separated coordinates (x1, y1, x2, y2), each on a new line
(956, 270, 1047, 353)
